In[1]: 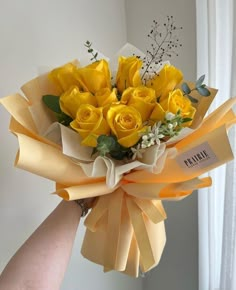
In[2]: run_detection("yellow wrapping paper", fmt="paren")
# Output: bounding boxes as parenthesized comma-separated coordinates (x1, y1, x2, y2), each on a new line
(1, 71, 236, 276)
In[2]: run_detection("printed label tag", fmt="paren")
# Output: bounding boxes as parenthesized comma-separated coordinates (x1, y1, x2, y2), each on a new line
(176, 142, 218, 172)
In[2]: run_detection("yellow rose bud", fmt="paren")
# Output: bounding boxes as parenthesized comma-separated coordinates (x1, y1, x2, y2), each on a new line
(60, 86, 97, 119)
(95, 88, 118, 107)
(116, 56, 142, 93)
(147, 64, 183, 99)
(49, 62, 80, 93)
(106, 104, 145, 148)
(95, 88, 118, 117)
(120, 86, 156, 121)
(161, 89, 196, 125)
(75, 59, 111, 94)
(149, 103, 166, 123)
(70, 104, 110, 147)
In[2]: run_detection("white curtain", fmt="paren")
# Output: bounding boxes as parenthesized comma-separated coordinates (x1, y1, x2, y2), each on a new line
(196, 0, 236, 290)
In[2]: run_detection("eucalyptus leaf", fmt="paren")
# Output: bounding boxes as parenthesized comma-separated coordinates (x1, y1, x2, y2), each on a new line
(196, 75, 205, 87)
(42, 95, 61, 113)
(95, 135, 129, 159)
(110, 150, 127, 160)
(96, 135, 117, 156)
(197, 86, 211, 96)
(187, 95, 198, 103)
(181, 82, 191, 94)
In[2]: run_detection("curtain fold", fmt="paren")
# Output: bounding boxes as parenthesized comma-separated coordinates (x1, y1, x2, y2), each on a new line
(196, 0, 236, 290)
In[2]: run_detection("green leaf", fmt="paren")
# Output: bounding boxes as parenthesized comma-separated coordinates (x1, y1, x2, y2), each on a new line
(91, 147, 98, 156)
(110, 150, 127, 160)
(196, 75, 205, 87)
(182, 117, 193, 123)
(42, 95, 61, 113)
(181, 82, 191, 94)
(55, 112, 73, 126)
(95, 135, 129, 159)
(176, 109, 181, 116)
(197, 86, 211, 96)
(96, 135, 117, 156)
(187, 95, 198, 103)
(42, 95, 72, 126)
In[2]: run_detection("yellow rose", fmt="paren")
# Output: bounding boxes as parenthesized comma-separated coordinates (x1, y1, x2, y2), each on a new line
(106, 104, 146, 148)
(147, 64, 183, 99)
(95, 88, 118, 107)
(75, 59, 111, 94)
(116, 56, 142, 93)
(120, 86, 156, 121)
(49, 62, 80, 93)
(70, 104, 110, 147)
(160, 89, 196, 125)
(60, 86, 97, 119)
(95, 88, 118, 117)
(149, 103, 166, 123)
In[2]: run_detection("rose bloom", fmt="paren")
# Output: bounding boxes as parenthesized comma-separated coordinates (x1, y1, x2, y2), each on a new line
(75, 59, 111, 94)
(49, 62, 80, 93)
(106, 104, 146, 148)
(160, 89, 196, 125)
(70, 104, 110, 147)
(95, 87, 118, 107)
(120, 86, 156, 121)
(147, 64, 183, 99)
(149, 102, 166, 123)
(95, 87, 118, 117)
(60, 86, 97, 119)
(116, 56, 142, 93)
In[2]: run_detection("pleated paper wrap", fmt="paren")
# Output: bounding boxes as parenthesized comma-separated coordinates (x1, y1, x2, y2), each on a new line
(1, 70, 236, 276)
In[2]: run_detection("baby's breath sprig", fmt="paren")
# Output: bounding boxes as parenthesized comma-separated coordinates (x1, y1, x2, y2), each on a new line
(130, 111, 191, 160)
(84, 40, 99, 62)
(141, 16, 183, 83)
(131, 144, 146, 160)
(157, 111, 191, 138)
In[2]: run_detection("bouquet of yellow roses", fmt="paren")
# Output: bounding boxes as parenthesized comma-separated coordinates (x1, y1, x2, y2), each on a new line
(1, 18, 236, 276)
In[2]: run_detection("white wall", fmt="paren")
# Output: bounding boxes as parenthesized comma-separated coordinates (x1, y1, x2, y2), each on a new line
(125, 1, 198, 290)
(0, 1, 142, 289)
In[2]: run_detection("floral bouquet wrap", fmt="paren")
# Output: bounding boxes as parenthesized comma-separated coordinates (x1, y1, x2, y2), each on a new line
(1, 19, 236, 276)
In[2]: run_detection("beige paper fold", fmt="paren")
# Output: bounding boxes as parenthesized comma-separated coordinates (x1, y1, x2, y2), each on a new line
(82, 188, 167, 276)
(0, 94, 38, 133)
(122, 235, 140, 277)
(55, 181, 115, 200)
(190, 87, 218, 128)
(15, 133, 103, 186)
(105, 188, 129, 270)
(126, 197, 165, 272)
(21, 73, 61, 103)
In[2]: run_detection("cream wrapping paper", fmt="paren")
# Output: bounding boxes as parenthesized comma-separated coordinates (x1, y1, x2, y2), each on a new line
(1, 54, 236, 276)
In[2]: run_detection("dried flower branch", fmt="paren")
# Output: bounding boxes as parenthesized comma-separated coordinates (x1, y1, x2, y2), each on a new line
(141, 16, 183, 83)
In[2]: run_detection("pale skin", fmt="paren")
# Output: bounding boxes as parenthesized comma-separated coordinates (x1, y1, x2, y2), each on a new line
(0, 200, 82, 290)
